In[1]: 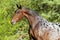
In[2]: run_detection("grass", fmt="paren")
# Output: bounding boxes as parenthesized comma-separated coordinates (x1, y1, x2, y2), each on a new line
(0, 0, 60, 40)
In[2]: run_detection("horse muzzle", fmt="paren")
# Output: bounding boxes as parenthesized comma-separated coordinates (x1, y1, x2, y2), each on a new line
(11, 20, 16, 25)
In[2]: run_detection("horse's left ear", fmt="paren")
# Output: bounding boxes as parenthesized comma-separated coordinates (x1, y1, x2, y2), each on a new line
(16, 4, 22, 9)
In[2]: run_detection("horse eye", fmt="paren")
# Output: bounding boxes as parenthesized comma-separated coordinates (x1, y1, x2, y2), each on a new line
(17, 12, 19, 13)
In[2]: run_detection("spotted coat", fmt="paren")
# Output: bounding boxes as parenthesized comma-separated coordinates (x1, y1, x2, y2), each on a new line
(34, 16, 60, 40)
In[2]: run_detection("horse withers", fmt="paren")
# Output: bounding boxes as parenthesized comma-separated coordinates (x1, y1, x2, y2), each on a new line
(11, 4, 60, 40)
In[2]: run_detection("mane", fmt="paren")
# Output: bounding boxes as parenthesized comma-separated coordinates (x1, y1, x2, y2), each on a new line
(26, 8, 38, 16)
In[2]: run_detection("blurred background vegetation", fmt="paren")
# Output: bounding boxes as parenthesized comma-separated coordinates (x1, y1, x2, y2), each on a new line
(0, 0, 60, 40)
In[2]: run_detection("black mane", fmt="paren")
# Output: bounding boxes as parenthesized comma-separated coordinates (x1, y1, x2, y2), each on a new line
(26, 8, 38, 16)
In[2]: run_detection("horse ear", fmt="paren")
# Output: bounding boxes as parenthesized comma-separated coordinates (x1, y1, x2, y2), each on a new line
(16, 4, 22, 9)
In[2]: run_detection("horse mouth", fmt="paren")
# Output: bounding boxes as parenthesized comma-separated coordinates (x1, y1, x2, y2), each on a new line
(11, 20, 16, 25)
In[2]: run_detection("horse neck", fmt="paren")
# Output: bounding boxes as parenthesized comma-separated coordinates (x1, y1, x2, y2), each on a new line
(23, 13, 35, 26)
(26, 15, 35, 26)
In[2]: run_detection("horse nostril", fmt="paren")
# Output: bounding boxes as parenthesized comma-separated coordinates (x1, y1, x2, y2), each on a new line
(11, 22, 14, 25)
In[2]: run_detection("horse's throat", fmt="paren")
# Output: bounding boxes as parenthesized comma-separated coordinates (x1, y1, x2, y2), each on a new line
(25, 14, 37, 29)
(28, 16, 35, 26)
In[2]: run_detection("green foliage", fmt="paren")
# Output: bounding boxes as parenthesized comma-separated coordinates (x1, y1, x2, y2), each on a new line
(0, 0, 60, 40)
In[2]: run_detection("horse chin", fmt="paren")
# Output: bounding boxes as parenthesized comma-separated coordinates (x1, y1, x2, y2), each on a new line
(11, 20, 16, 25)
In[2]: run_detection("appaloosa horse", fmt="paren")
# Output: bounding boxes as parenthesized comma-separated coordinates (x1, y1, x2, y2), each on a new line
(11, 5, 60, 40)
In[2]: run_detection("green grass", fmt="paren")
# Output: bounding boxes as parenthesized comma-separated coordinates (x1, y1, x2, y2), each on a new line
(0, 0, 29, 40)
(0, 0, 60, 40)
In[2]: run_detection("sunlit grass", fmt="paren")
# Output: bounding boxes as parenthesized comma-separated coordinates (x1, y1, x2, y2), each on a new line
(0, 0, 60, 40)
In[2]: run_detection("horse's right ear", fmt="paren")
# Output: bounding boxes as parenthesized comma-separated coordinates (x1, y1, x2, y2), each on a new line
(16, 4, 22, 9)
